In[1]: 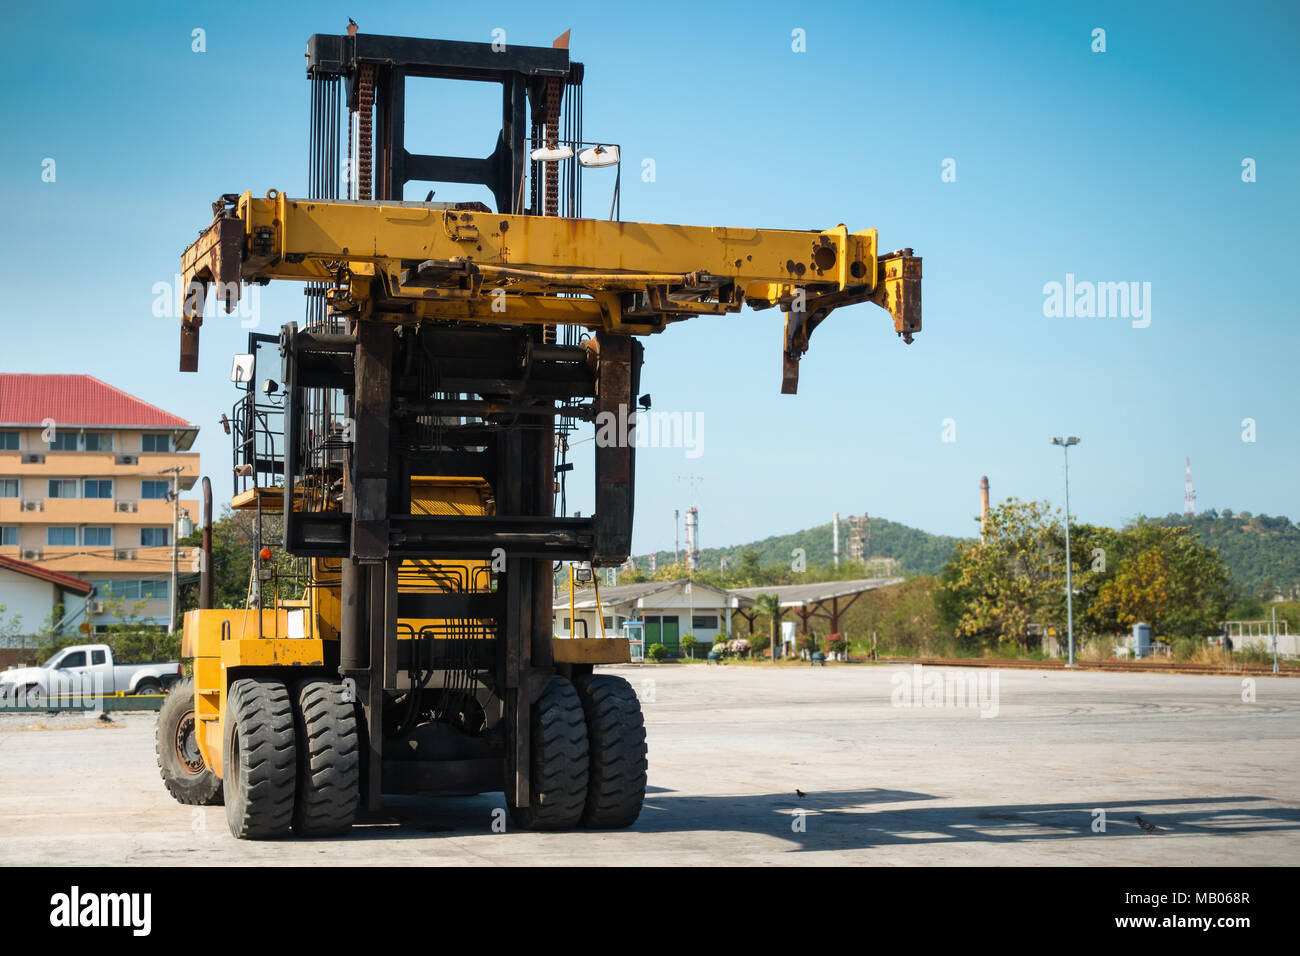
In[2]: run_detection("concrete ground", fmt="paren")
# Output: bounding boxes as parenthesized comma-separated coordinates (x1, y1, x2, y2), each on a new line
(0, 663, 1296, 865)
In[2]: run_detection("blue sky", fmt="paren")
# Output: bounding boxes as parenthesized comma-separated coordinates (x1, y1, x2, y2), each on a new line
(2, 0, 1296, 556)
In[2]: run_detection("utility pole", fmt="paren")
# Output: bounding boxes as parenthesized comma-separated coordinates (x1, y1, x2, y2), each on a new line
(1050, 437, 1080, 666)
(158, 466, 184, 634)
(199, 477, 214, 610)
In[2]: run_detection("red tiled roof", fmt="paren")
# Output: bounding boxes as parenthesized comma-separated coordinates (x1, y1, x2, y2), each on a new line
(0, 374, 192, 428)
(0, 555, 95, 595)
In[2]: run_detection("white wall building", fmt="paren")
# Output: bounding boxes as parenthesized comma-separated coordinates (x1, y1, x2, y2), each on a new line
(0, 554, 95, 638)
(554, 579, 750, 655)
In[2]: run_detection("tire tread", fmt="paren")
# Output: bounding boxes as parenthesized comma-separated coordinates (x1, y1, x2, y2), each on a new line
(573, 674, 647, 828)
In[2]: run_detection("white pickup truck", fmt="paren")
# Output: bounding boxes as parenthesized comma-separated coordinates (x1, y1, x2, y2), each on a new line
(0, 644, 181, 703)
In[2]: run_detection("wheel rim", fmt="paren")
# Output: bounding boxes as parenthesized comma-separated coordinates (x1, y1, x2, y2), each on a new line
(174, 711, 204, 774)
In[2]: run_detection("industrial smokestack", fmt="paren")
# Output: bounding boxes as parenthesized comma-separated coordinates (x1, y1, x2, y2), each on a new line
(980, 476, 990, 542)
(832, 512, 840, 567)
(684, 506, 699, 572)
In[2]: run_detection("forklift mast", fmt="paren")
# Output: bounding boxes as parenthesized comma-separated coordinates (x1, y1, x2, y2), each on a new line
(164, 28, 921, 838)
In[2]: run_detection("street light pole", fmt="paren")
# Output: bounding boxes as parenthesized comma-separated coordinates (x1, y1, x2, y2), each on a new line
(1272, 606, 1280, 676)
(1051, 437, 1081, 667)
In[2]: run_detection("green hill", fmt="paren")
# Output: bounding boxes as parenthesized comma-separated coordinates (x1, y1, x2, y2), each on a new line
(637, 516, 970, 577)
(1141, 511, 1300, 594)
(631, 509, 1300, 593)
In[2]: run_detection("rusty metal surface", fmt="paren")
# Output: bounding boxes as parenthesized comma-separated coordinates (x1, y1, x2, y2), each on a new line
(178, 195, 906, 372)
(543, 76, 562, 218)
(178, 206, 245, 371)
(176, 191, 919, 378)
(878, 249, 922, 343)
(350, 321, 392, 561)
(592, 333, 639, 564)
(357, 64, 374, 201)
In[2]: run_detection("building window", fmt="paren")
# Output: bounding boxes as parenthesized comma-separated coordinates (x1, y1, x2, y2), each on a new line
(47, 479, 78, 498)
(140, 480, 170, 500)
(83, 479, 113, 499)
(140, 527, 170, 547)
(0, 479, 17, 498)
(93, 579, 138, 600)
(48, 433, 77, 451)
(91, 579, 166, 600)
(562, 617, 571, 629)
(83, 433, 113, 452)
(0, 432, 17, 450)
(603, 616, 614, 629)
(692, 615, 719, 630)
(141, 434, 171, 452)
(141, 579, 168, 599)
(0, 526, 17, 546)
(83, 527, 112, 547)
(47, 527, 76, 546)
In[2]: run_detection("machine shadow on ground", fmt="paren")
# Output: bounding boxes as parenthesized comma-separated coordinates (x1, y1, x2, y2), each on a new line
(317, 789, 1300, 851)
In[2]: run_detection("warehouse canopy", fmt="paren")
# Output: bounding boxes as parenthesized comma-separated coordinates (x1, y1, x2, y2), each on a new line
(562, 579, 752, 611)
(728, 576, 904, 634)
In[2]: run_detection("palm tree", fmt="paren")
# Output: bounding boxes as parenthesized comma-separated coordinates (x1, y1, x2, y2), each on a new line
(755, 592, 781, 661)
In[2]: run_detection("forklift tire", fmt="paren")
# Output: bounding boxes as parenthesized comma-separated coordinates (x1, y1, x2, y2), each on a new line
(291, 680, 360, 836)
(156, 676, 223, 806)
(508, 676, 589, 831)
(573, 674, 647, 828)
(223, 678, 297, 839)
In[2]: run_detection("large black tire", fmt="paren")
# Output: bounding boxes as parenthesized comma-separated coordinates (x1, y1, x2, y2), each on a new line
(508, 677, 589, 831)
(573, 674, 647, 828)
(291, 680, 360, 836)
(223, 678, 296, 839)
(135, 678, 163, 696)
(155, 677, 223, 806)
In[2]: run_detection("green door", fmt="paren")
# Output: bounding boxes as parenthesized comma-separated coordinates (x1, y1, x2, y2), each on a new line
(644, 617, 680, 655)
(661, 617, 680, 655)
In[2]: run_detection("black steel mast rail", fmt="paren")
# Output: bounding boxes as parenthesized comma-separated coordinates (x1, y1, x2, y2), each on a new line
(287, 512, 597, 560)
(306, 33, 574, 80)
(303, 32, 580, 213)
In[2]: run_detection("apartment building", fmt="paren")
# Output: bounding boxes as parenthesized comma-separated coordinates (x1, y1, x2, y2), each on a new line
(0, 374, 199, 631)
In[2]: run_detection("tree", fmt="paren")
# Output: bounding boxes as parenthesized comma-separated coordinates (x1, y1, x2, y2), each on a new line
(0, 604, 22, 643)
(650, 560, 690, 582)
(178, 508, 307, 613)
(1086, 524, 1232, 640)
(100, 597, 180, 662)
(1155, 530, 1232, 639)
(1090, 547, 1170, 631)
(755, 593, 781, 661)
(943, 499, 1064, 649)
